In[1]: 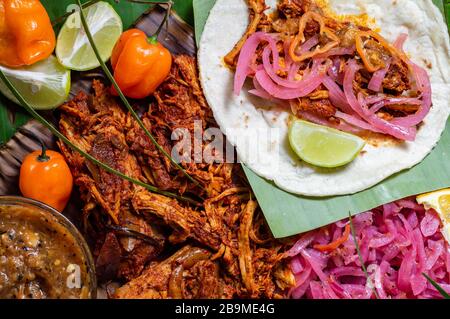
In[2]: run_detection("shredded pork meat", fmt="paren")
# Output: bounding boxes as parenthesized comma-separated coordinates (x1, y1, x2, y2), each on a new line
(58, 55, 293, 298)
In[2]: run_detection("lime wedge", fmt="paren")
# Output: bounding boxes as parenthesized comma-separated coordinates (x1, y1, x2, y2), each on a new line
(56, 1, 123, 71)
(0, 55, 71, 110)
(288, 119, 366, 168)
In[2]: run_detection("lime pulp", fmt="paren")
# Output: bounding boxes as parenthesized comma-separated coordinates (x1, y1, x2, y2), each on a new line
(288, 119, 366, 168)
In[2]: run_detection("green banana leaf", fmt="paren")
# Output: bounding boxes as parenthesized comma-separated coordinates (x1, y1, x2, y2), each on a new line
(0, 0, 194, 145)
(193, 0, 450, 238)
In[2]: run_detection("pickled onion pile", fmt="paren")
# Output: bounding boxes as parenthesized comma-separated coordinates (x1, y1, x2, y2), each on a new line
(233, 30, 432, 141)
(287, 198, 450, 299)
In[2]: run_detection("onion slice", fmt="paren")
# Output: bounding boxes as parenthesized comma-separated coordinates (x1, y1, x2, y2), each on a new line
(322, 76, 354, 114)
(343, 60, 416, 140)
(390, 63, 432, 127)
(298, 35, 319, 55)
(234, 32, 280, 95)
(390, 34, 433, 127)
(316, 46, 356, 59)
(262, 46, 326, 90)
(393, 33, 409, 51)
(368, 60, 391, 92)
(296, 109, 360, 133)
(255, 61, 325, 99)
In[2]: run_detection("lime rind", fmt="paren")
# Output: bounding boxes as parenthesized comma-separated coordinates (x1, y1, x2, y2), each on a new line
(56, 1, 123, 71)
(289, 119, 366, 168)
(0, 56, 71, 110)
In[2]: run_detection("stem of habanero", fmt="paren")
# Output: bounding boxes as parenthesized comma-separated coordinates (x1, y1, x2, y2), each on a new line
(153, 0, 173, 38)
(0, 71, 200, 207)
(18, 127, 50, 162)
(75, 0, 204, 190)
(125, 0, 173, 40)
(38, 144, 50, 162)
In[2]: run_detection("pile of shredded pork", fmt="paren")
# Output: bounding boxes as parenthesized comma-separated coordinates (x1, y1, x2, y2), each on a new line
(288, 198, 450, 299)
(58, 55, 293, 299)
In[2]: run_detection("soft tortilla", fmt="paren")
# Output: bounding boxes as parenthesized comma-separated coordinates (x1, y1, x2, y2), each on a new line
(198, 0, 450, 196)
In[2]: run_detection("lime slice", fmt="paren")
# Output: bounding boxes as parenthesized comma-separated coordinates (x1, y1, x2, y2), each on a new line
(56, 1, 123, 71)
(0, 55, 71, 110)
(288, 119, 366, 168)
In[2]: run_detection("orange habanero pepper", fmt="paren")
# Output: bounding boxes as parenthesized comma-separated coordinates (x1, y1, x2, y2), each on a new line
(19, 145, 73, 212)
(110, 29, 172, 99)
(0, 0, 56, 67)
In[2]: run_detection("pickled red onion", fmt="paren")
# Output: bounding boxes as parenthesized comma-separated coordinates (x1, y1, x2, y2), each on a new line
(368, 60, 391, 92)
(322, 75, 353, 114)
(390, 63, 432, 127)
(255, 62, 325, 99)
(316, 45, 356, 59)
(234, 32, 280, 95)
(344, 60, 416, 140)
(289, 198, 450, 299)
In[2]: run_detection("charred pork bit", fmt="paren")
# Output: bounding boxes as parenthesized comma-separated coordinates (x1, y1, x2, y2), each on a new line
(95, 232, 121, 282)
(114, 246, 194, 299)
(182, 260, 222, 298)
(252, 246, 288, 298)
(238, 200, 258, 296)
(272, 17, 301, 35)
(383, 103, 420, 113)
(382, 59, 411, 93)
(114, 246, 227, 299)
(291, 96, 337, 118)
(278, 0, 314, 18)
(272, 0, 322, 35)
(58, 81, 166, 281)
(126, 117, 182, 191)
(132, 189, 199, 243)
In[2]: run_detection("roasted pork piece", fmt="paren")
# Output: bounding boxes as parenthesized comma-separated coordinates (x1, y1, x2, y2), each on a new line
(224, 0, 269, 67)
(58, 55, 293, 298)
(114, 246, 224, 299)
